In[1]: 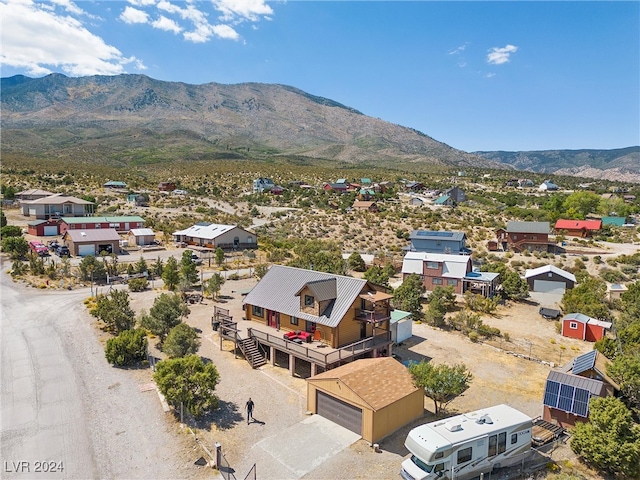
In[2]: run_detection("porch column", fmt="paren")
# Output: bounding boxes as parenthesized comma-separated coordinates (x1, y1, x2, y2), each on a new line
(310, 362, 317, 377)
(270, 346, 276, 366)
(289, 354, 295, 376)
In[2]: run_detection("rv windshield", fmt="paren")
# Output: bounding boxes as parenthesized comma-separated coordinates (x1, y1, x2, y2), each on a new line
(410, 455, 433, 473)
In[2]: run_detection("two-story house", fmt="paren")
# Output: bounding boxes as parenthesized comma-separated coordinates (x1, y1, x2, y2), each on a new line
(496, 221, 555, 253)
(242, 266, 393, 376)
(401, 252, 473, 295)
(445, 186, 466, 204)
(406, 230, 469, 254)
(253, 177, 275, 193)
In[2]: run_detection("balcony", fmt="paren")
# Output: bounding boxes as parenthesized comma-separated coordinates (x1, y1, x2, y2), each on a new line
(355, 308, 391, 323)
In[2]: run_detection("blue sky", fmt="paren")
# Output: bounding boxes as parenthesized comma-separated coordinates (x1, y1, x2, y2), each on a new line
(1, 1, 638, 152)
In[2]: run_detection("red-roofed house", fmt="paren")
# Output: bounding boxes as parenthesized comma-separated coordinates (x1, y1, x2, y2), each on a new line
(554, 219, 602, 237)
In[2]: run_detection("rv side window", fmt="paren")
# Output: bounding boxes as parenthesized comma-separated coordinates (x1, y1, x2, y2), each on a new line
(511, 433, 518, 444)
(488, 435, 497, 457)
(435, 452, 444, 459)
(498, 432, 507, 454)
(457, 447, 472, 464)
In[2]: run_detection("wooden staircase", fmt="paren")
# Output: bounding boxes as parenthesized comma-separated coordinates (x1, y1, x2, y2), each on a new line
(239, 337, 267, 369)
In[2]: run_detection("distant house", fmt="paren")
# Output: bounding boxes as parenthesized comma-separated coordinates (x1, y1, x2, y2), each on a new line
(103, 181, 127, 189)
(59, 216, 145, 235)
(561, 313, 612, 342)
(555, 219, 602, 237)
(433, 195, 454, 207)
(409, 196, 424, 206)
(607, 283, 628, 301)
(601, 216, 627, 227)
(62, 229, 121, 257)
(445, 187, 466, 204)
(543, 350, 619, 428)
(352, 200, 378, 212)
(270, 185, 284, 195)
(128, 228, 156, 247)
(518, 179, 534, 188)
(173, 222, 256, 250)
(323, 183, 349, 194)
(127, 194, 148, 207)
(15, 189, 55, 201)
(525, 265, 576, 294)
(253, 177, 275, 193)
(358, 188, 375, 200)
(158, 181, 176, 192)
(20, 194, 94, 219)
(538, 180, 559, 191)
(404, 181, 424, 192)
(407, 230, 468, 255)
(402, 252, 471, 295)
(496, 221, 554, 253)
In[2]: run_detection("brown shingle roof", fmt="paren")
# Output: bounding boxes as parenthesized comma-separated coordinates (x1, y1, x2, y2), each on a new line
(307, 358, 420, 411)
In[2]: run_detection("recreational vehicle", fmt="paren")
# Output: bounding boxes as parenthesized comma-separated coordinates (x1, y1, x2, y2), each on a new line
(401, 404, 532, 480)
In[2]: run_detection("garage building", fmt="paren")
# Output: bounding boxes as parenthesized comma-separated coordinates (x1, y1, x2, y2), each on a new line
(62, 229, 121, 257)
(27, 219, 59, 236)
(524, 264, 576, 294)
(306, 357, 424, 443)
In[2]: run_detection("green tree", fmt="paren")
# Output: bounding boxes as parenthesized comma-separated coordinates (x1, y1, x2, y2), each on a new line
(607, 354, 640, 415)
(105, 328, 148, 367)
(153, 355, 220, 418)
(78, 255, 107, 282)
(0, 225, 22, 237)
(139, 293, 190, 341)
(2, 185, 16, 200)
(425, 286, 456, 327)
(287, 239, 346, 275)
(347, 252, 366, 272)
(1, 236, 29, 259)
(215, 247, 225, 266)
(0, 209, 6, 228)
(363, 264, 390, 286)
(408, 361, 473, 415)
(163, 323, 201, 358)
(562, 275, 612, 321)
(254, 263, 269, 279)
(94, 289, 136, 333)
(151, 256, 164, 277)
(501, 270, 529, 301)
(563, 191, 602, 219)
(162, 256, 180, 291)
(393, 273, 427, 320)
(128, 277, 148, 292)
(135, 256, 148, 274)
(180, 250, 199, 287)
(204, 273, 225, 300)
(570, 396, 640, 478)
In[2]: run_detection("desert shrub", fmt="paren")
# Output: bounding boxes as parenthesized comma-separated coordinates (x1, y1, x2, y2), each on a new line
(128, 277, 148, 292)
(468, 331, 479, 343)
(105, 328, 148, 367)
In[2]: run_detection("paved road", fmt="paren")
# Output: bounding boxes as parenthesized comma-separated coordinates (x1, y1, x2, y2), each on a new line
(0, 257, 199, 479)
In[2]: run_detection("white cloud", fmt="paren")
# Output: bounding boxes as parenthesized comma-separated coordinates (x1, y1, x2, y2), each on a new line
(449, 43, 467, 55)
(213, 0, 273, 22)
(487, 44, 518, 65)
(211, 24, 239, 40)
(0, 0, 145, 76)
(128, 0, 157, 6)
(50, 0, 84, 16)
(152, 15, 182, 33)
(120, 6, 149, 24)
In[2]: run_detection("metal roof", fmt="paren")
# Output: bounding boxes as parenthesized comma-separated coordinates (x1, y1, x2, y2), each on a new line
(572, 350, 597, 376)
(524, 264, 576, 283)
(243, 265, 369, 328)
(129, 228, 155, 236)
(299, 278, 337, 302)
(61, 215, 144, 224)
(390, 310, 412, 324)
(173, 223, 251, 240)
(546, 370, 605, 398)
(506, 221, 550, 234)
(434, 195, 451, 204)
(409, 230, 465, 241)
(402, 252, 471, 279)
(63, 229, 121, 242)
(20, 194, 93, 206)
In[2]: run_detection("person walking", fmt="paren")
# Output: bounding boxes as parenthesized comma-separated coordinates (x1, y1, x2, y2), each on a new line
(245, 397, 254, 424)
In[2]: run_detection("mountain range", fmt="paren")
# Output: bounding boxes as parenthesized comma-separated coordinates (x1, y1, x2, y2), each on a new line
(1, 74, 638, 181)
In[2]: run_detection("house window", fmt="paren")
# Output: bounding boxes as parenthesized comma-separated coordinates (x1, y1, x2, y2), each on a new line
(570, 322, 578, 330)
(304, 295, 314, 306)
(447, 279, 457, 286)
(548, 273, 552, 277)
(432, 278, 443, 285)
(457, 447, 472, 464)
(513, 235, 518, 240)
(426, 261, 439, 269)
(95, 224, 101, 228)
(291, 317, 299, 326)
(252, 305, 264, 318)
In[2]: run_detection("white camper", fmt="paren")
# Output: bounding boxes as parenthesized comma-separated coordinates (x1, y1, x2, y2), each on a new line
(401, 404, 532, 480)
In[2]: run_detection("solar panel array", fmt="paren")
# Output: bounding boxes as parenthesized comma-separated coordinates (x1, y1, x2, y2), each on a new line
(543, 380, 591, 417)
(415, 231, 454, 237)
(572, 350, 597, 376)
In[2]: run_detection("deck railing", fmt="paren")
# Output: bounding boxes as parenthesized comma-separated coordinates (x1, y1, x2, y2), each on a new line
(354, 308, 391, 322)
(249, 329, 391, 367)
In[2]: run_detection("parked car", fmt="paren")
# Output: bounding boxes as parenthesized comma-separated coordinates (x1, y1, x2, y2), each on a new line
(56, 245, 71, 257)
(48, 240, 60, 251)
(191, 253, 203, 265)
(29, 241, 49, 256)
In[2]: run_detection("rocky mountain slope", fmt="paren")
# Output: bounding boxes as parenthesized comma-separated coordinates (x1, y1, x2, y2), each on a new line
(474, 147, 640, 182)
(0, 73, 489, 169)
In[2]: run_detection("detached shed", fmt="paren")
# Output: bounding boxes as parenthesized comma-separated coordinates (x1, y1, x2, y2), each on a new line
(27, 219, 59, 236)
(391, 310, 413, 344)
(128, 228, 155, 246)
(561, 313, 612, 342)
(306, 357, 424, 443)
(525, 265, 576, 294)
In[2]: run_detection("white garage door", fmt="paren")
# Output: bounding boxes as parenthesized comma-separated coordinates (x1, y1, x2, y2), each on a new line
(77, 244, 95, 257)
(533, 280, 566, 294)
(43, 226, 58, 236)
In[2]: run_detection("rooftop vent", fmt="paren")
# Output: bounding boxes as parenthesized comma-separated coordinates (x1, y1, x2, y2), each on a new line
(476, 414, 493, 425)
(445, 421, 463, 432)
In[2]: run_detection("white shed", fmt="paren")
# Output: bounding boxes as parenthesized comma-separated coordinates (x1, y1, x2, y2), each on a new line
(391, 309, 413, 344)
(128, 228, 155, 246)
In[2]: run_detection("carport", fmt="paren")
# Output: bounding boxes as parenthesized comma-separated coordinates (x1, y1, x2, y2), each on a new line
(306, 357, 424, 443)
